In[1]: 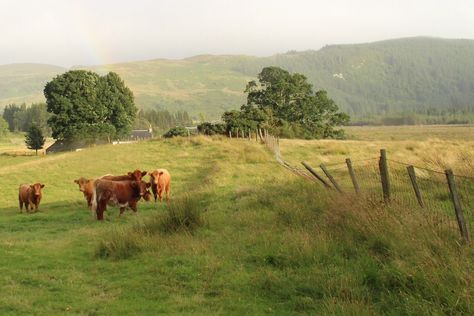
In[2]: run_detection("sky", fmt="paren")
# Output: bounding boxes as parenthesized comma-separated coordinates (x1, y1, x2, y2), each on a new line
(1, 0, 474, 67)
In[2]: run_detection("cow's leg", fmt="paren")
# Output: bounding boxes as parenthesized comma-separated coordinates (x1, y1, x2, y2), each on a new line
(19, 197, 23, 212)
(119, 207, 126, 217)
(97, 200, 107, 221)
(152, 184, 157, 202)
(130, 201, 138, 213)
(158, 188, 163, 202)
(166, 183, 171, 201)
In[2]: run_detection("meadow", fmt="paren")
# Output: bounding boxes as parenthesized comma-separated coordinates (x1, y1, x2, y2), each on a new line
(0, 126, 472, 314)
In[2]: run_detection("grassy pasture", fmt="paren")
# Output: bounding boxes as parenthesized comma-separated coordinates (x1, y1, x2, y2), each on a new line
(0, 127, 472, 314)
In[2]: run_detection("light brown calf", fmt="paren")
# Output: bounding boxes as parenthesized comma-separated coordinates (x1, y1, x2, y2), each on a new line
(148, 169, 171, 202)
(74, 177, 95, 208)
(19, 183, 45, 212)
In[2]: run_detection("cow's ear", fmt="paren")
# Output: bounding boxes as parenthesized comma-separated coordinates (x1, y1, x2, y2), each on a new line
(127, 172, 132, 176)
(141, 171, 147, 177)
(74, 179, 78, 184)
(146, 182, 151, 188)
(41, 184, 45, 188)
(30, 185, 34, 189)
(159, 171, 164, 176)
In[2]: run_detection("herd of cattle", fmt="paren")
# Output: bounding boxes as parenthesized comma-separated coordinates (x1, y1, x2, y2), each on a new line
(18, 169, 171, 220)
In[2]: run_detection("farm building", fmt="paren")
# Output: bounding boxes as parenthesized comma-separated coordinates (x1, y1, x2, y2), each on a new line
(130, 128, 153, 140)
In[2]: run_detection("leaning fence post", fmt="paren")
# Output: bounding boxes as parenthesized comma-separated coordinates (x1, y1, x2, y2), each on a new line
(407, 165, 424, 208)
(379, 149, 391, 204)
(445, 169, 470, 242)
(320, 164, 343, 193)
(301, 161, 331, 188)
(346, 158, 360, 194)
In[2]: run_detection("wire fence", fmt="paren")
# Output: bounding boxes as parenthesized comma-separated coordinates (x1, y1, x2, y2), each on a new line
(261, 132, 472, 243)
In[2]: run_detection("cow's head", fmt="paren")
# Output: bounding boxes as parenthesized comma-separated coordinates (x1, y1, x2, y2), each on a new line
(74, 177, 90, 192)
(148, 170, 163, 184)
(128, 169, 147, 182)
(131, 180, 152, 198)
(31, 183, 45, 196)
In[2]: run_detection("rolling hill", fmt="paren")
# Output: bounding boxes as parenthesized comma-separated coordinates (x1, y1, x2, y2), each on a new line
(2, 37, 474, 120)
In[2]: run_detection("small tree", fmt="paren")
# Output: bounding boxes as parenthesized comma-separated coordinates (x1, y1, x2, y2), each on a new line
(0, 117, 9, 139)
(25, 125, 45, 155)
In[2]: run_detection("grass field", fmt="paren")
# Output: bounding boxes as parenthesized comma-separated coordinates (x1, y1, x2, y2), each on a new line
(0, 127, 472, 314)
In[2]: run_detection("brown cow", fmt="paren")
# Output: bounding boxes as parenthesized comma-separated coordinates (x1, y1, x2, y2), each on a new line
(19, 183, 45, 212)
(101, 169, 147, 182)
(91, 179, 151, 220)
(74, 177, 95, 208)
(148, 169, 171, 202)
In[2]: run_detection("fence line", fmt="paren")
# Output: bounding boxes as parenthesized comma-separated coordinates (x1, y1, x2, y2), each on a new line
(260, 133, 472, 243)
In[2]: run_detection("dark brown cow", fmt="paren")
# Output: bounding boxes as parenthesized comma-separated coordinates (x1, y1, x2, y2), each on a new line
(74, 177, 95, 208)
(19, 183, 45, 212)
(100, 170, 147, 182)
(91, 179, 151, 220)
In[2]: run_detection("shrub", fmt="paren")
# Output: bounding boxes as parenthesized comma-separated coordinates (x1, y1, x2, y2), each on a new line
(197, 122, 226, 135)
(141, 195, 205, 234)
(163, 126, 189, 138)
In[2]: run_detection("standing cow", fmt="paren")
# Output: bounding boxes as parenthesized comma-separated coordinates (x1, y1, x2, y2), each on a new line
(19, 183, 45, 212)
(74, 177, 95, 208)
(148, 169, 171, 202)
(91, 179, 151, 220)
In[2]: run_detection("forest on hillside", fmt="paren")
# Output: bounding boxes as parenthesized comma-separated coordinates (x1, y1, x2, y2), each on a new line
(2, 37, 474, 124)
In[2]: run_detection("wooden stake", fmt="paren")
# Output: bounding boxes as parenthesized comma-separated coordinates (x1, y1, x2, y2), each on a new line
(379, 149, 391, 204)
(320, 164, 343, 193)
(445, 169, 470, 242)
(301, 161, 331, 188)
(407, 165, 424, 208)
(346, 158, 360, 194)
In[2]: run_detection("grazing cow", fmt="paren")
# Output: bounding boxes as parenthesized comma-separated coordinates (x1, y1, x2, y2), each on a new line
(148, 169, 171, 202)
(19, 183, 45, 212)
(100, 169, 147, 182)
(74, 177, 95, 208)
(91, 179, 151, 220)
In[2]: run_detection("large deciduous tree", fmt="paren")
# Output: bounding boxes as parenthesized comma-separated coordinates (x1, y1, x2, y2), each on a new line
(44, 70, 136, 142)
(225, 66, 349, 139)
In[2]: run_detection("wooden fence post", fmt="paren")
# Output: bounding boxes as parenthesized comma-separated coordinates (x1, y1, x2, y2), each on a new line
(379, 149, 391, 204)
(301, 161, 331, 188)
(255, 129, 258, 142)
(248, 129, 251, 140)
(346, 158, 360, 194)
(445, 169, 470, 242)
(228, 130, 232, 138)
(407, 165, 424, 208)
(320, 164, 343, 193)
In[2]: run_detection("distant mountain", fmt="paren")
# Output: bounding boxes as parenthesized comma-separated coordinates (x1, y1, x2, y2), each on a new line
(0, 63, 66, 105)
(2, 37, 474, 120)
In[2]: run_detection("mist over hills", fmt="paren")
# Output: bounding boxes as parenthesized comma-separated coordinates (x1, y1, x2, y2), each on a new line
(1, 37, 474, 121)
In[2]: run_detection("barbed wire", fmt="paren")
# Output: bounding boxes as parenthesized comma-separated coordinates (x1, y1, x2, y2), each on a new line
(260, 133, 472, 241)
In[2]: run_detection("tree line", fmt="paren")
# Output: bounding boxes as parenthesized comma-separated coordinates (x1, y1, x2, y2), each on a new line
(2, 103, 51, 135)
(134, 109, 192, 133)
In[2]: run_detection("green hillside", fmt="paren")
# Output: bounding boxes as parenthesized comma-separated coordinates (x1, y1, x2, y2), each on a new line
(0, 63, 66, 105)
(0, 133, 472, 314)
(2, 37, 474, 120)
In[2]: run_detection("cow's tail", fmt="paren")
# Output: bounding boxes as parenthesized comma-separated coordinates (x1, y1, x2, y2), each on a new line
(90, 180, 98, 218)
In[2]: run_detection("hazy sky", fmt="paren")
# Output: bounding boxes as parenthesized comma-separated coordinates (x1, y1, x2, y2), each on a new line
(1, 0, 474, 67)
